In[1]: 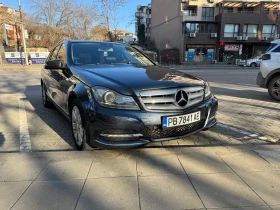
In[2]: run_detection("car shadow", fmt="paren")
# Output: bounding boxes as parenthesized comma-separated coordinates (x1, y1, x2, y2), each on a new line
(0, 132, 4, 147)
(24, 85, 76, 151)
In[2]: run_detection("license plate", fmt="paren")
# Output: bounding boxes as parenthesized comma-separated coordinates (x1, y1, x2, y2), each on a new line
(162, 111, 201, 128)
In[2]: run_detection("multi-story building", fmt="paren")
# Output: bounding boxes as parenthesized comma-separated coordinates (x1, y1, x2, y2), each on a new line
(135, 4, 152, 39)
(151, 0, 280, 63)
(0, 3, 21, 52)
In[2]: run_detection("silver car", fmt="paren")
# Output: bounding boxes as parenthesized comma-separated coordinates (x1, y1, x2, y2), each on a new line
(239, 55, 262, 67)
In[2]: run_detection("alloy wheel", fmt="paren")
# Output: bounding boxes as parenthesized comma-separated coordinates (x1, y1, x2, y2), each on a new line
(71, 106, 84, 146)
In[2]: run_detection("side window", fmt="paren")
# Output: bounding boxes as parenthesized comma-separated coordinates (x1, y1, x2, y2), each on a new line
(272, 46, 280, 52)
(49, 45, 61, 60)
(57, 44, 66, 64)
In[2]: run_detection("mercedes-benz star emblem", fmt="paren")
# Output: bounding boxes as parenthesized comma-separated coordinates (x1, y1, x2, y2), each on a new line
(175, 90, 188, 107)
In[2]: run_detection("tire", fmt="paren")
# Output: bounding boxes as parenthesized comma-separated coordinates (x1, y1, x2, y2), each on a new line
(70, 99, 91, 150)
(268, 75, 280, 101)
(42, 83, 52, 108)
(250, 62, 257, 67)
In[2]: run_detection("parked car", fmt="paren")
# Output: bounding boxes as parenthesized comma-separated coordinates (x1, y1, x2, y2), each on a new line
(41, 40, 218, 150)
(257, 40, 280, 101)
(239, 55, 262, 67)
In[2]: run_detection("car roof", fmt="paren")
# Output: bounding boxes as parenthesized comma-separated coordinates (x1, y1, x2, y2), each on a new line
(270, 40, 280, 44)
(65, 40, 127, 46)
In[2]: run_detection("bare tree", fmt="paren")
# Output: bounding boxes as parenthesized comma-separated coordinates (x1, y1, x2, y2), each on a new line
(94, 0, 126, 41)
(29, 0, 98, 40)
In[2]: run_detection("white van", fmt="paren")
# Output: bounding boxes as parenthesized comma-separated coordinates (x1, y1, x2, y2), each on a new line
(257, 39, 280, 101)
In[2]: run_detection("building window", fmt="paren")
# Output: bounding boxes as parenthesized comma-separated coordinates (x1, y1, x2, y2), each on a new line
(238, 7, 254, 13)
(243, 24, 258, 37)
(264, 9, 270, 14)
(224, 24, 239, 37)
(184, 9, 196, 16)
(223, 7, 233, 13)
(185, 23, 217, 34)
(262, 25, 275, 38)
(202, 7, 214, 21)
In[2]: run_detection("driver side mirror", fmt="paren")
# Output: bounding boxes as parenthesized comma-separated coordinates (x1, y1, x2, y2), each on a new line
(45, 60, 64, 69)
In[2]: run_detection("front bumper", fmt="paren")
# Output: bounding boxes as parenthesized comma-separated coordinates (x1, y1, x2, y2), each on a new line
(256, 72, 266, 88)
(87, 96, 218, 149)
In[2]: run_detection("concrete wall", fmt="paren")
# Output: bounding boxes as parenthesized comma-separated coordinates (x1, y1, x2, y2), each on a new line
(151, 0, 183, 55)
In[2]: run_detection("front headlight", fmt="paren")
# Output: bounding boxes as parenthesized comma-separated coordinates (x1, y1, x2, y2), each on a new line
(92, 87, 140, 110)
(204, 82, 212, 98)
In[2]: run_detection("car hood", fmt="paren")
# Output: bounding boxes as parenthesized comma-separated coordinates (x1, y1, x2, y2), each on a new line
(72, 65, 205, 95)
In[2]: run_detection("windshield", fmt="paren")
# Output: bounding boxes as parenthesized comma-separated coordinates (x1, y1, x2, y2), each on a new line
(71, 42, 155, 66)
(265, 43, 277, 53)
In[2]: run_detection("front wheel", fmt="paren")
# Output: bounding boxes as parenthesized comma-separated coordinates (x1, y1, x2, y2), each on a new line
(42, 83, 52, 108)
(268, 76, 280, 101)
(70, 99, 91, 150)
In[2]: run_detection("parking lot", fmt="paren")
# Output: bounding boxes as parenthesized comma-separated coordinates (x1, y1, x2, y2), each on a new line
(0, 66, 280, 209)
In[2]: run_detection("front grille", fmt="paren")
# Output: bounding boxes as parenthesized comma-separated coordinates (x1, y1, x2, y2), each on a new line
(145, 119, 205, 139)
(140, 87, 204, 111)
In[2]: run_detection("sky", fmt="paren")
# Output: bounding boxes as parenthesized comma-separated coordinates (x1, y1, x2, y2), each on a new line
(1, 0, 151, 34)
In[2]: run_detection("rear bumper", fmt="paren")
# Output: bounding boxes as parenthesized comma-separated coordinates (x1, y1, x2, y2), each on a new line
(87, 96, 218, 149)
(256, 72, 266, 88)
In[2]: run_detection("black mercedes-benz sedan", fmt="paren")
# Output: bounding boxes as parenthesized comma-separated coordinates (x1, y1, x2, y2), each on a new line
(41, 40, 218, 150)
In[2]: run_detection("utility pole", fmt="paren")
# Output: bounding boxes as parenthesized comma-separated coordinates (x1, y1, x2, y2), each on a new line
(18, 0, 28, 65)
(274, 1, 280, 40)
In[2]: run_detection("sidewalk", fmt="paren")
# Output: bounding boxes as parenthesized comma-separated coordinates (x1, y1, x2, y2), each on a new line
(0, 65, 43, 71)
(1, 144, 280, 210)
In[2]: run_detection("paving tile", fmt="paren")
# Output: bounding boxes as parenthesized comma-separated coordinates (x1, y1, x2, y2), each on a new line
(220, 151, 275, 172)
(139, 175, 204, 210)
(208, 206, 271, 210)
(0, 181, 31, 209)
(178, 153, 232, 174)
(76, 177, 139, 210)
(255, 150, 280, 169)
(36, 157, 93, 181)
(271, 206, 280, 210)
(88, 158, 136, 178)
(12, 180, 84, 210)
(0, 158, 49, 181)
(238, 171, 280, 205)
(137, 154, 185, 176)
(189, 173, 266, 208)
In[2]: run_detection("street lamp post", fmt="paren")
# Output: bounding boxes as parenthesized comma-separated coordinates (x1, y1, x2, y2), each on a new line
(18, 0, 28, 65)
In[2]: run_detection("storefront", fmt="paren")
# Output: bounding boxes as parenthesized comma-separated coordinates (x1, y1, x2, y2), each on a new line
(218, 43, 241, 62)
(185, 45, 216, 62)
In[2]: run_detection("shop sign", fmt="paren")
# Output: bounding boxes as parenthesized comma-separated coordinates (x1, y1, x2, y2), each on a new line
(225, 44, 239, 51)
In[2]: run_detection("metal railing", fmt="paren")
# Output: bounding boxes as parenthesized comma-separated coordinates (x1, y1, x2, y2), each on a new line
(183, 12, 197, 16)
(201, 17, 215, 21)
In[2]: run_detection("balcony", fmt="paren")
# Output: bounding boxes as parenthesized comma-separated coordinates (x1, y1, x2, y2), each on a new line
(182, 10, 200, 21)
(201, 17, 215, 21)
(216, 10, 277, 24)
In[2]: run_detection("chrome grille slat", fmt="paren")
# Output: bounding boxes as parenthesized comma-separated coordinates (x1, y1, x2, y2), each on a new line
(140, 86, 204, 111)
(140, 89, 176, 97)
(142, 96, 174, 104)
(188, 91, 204, 100)
(146, 104, 184, 110)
